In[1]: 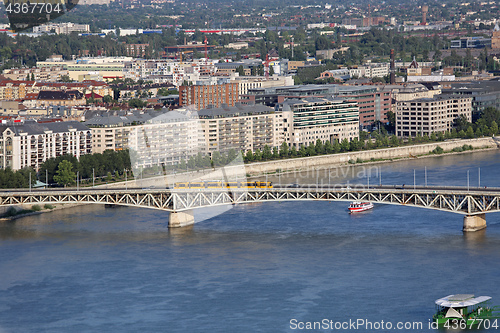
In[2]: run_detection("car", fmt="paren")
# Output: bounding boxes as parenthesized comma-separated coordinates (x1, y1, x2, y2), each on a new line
(287, 183, 301, 188)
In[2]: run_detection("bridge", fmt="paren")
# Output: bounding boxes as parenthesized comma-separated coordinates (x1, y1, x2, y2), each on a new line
(1, 185, 500, 232)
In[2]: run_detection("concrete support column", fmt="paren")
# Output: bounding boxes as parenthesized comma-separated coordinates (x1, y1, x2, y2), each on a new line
(169, 210, 195, 228)
(463, 213, 486, 232)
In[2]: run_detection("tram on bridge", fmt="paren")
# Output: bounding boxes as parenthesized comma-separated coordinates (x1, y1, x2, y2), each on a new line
(174, 181, 273, 189)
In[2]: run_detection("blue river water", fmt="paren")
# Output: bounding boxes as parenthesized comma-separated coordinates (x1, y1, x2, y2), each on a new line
(1, 150, 500, 333)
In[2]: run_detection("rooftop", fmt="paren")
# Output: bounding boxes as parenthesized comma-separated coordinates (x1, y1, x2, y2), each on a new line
(197, 103, 275, 118)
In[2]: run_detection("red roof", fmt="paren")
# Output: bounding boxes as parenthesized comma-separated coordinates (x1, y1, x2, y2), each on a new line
(24, 93, 39, 100)
(85, 92, 103, 99)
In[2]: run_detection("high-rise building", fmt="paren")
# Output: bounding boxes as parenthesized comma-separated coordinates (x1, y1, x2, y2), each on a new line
(0, 121, 92, 171)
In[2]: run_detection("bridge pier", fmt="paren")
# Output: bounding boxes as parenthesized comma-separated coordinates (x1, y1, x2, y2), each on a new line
(463, 214, 486, 232)
(169, 210, 195, 228)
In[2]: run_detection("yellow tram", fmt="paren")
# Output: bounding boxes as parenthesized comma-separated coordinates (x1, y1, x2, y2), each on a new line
(174, 181, 273, 189)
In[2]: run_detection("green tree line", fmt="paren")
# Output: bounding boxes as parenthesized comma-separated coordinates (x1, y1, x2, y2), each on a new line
(39, 150, 131, 186)
(0, 168, 36, 189)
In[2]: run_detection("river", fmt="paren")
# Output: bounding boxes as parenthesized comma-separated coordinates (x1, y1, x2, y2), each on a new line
(1, 150, 500, 333)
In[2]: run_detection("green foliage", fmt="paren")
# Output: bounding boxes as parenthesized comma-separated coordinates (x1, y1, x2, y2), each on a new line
(262, 145, 273, 161)
(157, 88, 178, 96)
(272, 147, 279, 159)
(53, 160, 76, 187)
(40, 150, 131, 186)
(466, 126, 475, 139)
(340, 139, 350, 152)
(43, 204, 55, 210)
(279, 142, 289, 158)
(128, 98, 146, 108)
(4, 207, 18, 217)
(31, 205, 42, 212)
(0, 167, 36, 189)
(432, 146, 444, 154)
(102, 95, 113, 103)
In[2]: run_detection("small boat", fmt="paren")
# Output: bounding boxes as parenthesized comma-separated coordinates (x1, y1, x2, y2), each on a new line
(348, 201, 373, 213)
(433, 294, 500, 328)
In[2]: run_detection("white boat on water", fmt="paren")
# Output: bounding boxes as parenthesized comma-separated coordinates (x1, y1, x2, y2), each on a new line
(348, 201, 374, 213)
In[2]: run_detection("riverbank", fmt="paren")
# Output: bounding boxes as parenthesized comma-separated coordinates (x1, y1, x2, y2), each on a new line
(102, 137, 499, 187)
(0, 203, 87, 221)
(243, 137, 498, 177)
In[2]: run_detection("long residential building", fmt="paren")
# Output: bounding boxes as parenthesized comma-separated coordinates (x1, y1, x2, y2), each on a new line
(276, 97, 359, 148)
(86, 111, 203, 168)
(395, 95, 472, 137)
(85, 113, 154, 153)
(179, 82, 239, 110)
(197, 103, 285, 154)
(2, 67, 69, 82)
(128, 111, 203, 168)
(0, 121, 92, 171)
(0, 79, 113, 101)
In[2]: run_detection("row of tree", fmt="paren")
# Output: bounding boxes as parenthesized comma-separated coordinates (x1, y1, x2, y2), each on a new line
(0, 168, 36, 189)
(39, 150, 131, 186)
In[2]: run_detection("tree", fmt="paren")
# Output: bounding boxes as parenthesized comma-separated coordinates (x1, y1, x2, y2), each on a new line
(60, 75, 72, 82)
(453, 115, 470, 133)
(466, 126, 475, 139)
(103, 95, 113, 103)
(315, 139, 325, 155)
(279, 142, 289, 158)
(272, 147, 279, 159)
(53, 160, 76, 187)
(324, 141, 333, 154)
(211, 151, 222, 166)
(340, 138, 350, 152)
(128, 98, 146, 108)
(236, 65, 245, 76)
(386, 110, 396, 133)
(245, 150, 254, 163)
(491, 121, 498, 135)
(262, 145, 272, 160)
(332, 140, 341, 153)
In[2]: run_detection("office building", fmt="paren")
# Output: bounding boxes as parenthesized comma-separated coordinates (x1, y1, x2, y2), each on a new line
(395, 95, 472, 137)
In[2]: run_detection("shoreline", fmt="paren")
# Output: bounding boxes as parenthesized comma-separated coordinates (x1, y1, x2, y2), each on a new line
(249, 145, 498, 178)
(0, 203, 88, 221)
(242, 137, 498, 178)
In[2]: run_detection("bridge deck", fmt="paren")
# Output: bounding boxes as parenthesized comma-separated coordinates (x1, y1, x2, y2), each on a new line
(1, 185, 500, 215)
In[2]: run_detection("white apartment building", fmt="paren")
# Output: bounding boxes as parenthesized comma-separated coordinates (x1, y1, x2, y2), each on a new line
(123, 59, 217, 86)
(0, 121, 92, 171)
(33, 23, 90, 34)
(128, 111, 203, 168)
(232, 75, 294, 96)
(347, 64, 389, 79)
(276, 97, 359, 148)
(37, 57, 133, 81)
(197, 104, 285, 154)
(395, 95, 473, 137)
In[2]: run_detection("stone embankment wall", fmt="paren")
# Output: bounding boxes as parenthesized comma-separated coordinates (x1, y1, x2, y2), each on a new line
(108, 137, 498, 187)
(244, 137, 498, 176)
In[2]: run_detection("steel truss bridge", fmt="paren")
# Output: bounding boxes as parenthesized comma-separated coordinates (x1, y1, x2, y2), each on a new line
(1, 186, 500, 214)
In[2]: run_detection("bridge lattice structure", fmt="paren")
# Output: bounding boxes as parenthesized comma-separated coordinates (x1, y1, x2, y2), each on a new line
(1, 187, 500, 216)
